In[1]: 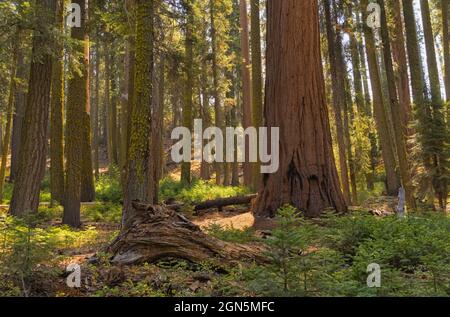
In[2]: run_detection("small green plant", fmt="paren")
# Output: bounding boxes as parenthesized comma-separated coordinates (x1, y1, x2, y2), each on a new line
(244, 205, 329, 296)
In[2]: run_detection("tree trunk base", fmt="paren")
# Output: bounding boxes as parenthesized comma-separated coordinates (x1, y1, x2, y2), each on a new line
(107, 202, 265, 266)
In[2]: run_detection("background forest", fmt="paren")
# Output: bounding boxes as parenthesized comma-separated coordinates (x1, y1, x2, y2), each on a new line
(0, 0, 448, 297)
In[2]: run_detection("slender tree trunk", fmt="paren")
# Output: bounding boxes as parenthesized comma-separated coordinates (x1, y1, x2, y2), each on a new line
(93, 35, 100, 180)
(64, 0, 90, 226)
(420, 0, 448, 209)
(10, 41, 28, 183)
(199, 52, 211, 181)
(80, 0, 95, 203)
(254, 0, 347, 218)
(181, 0, 193, 185)
(239, 0, 253, 188)
(323, 0, 351, 204)
(361, 0, 400, 196)
(122, 0, 154, 231)
(210, 0, 224, 185)
(0, 36, 19, 202)
(151, 51, 165, 203)
(387, 0, 412, 132)
(9, 0, 57, 216)
(443, 0, 450, 108)
(379, 0, 415, 209)
(250, 0, 262, 191)
(50, 0, 65, 204)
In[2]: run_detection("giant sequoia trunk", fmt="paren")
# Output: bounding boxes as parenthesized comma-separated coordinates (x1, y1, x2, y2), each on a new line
(253, 0, 347, 218)
(9, 0, 56, 216)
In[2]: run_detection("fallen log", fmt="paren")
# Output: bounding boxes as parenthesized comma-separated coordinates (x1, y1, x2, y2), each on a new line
(165, 194, 258, 213)
(107, 201, 266, 266)
(193, 194, 258, 212)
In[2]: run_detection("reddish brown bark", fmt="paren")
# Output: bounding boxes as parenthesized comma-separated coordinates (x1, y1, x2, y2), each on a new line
(253, 0, 347, 218)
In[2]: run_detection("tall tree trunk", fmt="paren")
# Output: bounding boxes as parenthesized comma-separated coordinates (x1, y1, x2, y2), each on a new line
(250, 0, 263, 191)
(420, 0, 448, 209)
(443, 0, 450, 108)
(323, 0, 351, 204)
(64, 0, 90, 226)
(80, 0, 95, 203)
(93, 35, 100, 180)
(10, 40, 28, 183)
(0, 36, 20, 202)
(9, 0, 57, 216)
(150, 51, 165, 203)
(239, 0, 253, 188)
(122, 0, 154, 231)
(123, 0, 136, 186)
(387, 0, 412, 132)
(379, 0, 415, 209)
(50, 0, 65, 204)
(108, 51, 119, 166)
(361, 0, 400, 196)
(210, 0, 224, 185)
(181, 0, 193, 185)
(199, 50, 211, 181)
(254, 0, 347, 218)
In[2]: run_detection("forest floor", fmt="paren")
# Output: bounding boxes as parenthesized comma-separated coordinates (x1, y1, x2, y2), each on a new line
(0, 161, 449, 297)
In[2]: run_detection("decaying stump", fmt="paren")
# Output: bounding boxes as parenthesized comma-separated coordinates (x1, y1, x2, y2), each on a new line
(107, 201, 265, 266)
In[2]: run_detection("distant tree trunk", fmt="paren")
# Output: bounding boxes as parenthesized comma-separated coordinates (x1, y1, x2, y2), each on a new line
(109, 51, 119, 167)
(239, 0, 253, 188)
(443, 0, 450, 108)
(50, 0, 65, 204)
(10, 41, 28, 183)
(151, 51, 165, 203)
(122, 0, 154, 231)
(210, 0, 224, 185)
(250, 0, 263, 191)
(323, 0, 351, 204)
(387, 0, 412, 132)
(402, 0, 428, 120)
(120, 43, 130, 180)
(379, 0, 415, 209)
(361, 0, 400, 196)
(80, 0, 95, 203)
(356, 11, 377, 191)
(343, 76, 358, 205)
(9, 0, 57, 216)
(254, 0, 347, 218)
(420, 0, 447, 209)
(104, 48, 113, 165)
(123, 0, 136, 187)
(0, 36, 19, 202)
(93, 35, 100, 180)
(181, 0, 193, 185)
(199, 53, 211, 181)
(348, 4, 365, 114)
